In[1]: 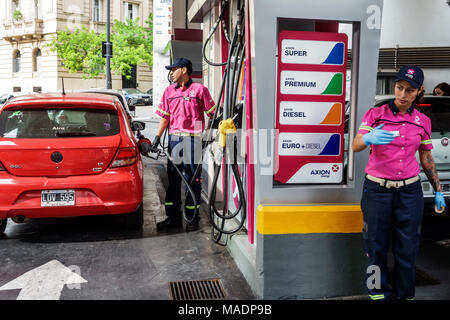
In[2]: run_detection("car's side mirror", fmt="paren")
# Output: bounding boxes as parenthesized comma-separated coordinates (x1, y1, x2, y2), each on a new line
(131, 120, 145, 131)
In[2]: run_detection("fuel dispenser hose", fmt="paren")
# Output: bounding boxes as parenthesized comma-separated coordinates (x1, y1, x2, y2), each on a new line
(207, 119, 246, 241)
(202, 0, 247, 243)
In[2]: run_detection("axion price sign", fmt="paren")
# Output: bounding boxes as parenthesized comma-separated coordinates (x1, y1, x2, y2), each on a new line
(274, 30, 348, 184)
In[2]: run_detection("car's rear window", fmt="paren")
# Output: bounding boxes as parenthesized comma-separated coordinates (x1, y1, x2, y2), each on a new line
(415, 98, 450, 138)
(0, 108, 120, 138)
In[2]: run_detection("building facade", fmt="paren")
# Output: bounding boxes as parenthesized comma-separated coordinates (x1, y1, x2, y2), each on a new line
(0, 0, 153, 95)
(340, 0, 450, 95)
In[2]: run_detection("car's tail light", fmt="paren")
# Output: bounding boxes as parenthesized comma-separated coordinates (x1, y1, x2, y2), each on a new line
(0, 161, 5, 171)
(111, 147, 137, 168)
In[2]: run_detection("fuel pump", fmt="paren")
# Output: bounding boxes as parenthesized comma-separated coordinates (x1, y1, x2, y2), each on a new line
(169, 0, 385, 299)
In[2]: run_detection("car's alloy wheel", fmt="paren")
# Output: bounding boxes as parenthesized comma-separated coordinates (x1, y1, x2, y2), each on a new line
(0, 218, 7, 234)
(123, 203, 143, 230)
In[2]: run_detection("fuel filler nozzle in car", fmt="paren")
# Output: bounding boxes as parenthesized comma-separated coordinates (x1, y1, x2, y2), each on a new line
(137, 132, 161, 160)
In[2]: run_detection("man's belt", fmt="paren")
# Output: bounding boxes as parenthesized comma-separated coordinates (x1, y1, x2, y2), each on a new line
(366, 174, 420, 189)
(171, 132, 201, 137)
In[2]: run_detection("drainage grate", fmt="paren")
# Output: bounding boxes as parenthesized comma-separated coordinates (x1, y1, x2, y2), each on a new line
(169, 279, 226, 300)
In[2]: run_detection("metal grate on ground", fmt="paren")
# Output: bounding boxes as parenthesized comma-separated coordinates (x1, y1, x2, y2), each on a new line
(169, 279, 227, 300)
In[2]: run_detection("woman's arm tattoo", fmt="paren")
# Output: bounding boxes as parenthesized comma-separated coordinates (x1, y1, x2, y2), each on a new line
(419, 150, 442, 192)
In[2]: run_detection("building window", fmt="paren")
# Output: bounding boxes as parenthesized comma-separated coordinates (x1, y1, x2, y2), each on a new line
(34, 0, 42, 19)
(33, 86, 42, 93)
(33, 48, 42, 72)
(89, 63, 104, 74)
(93, 0, 103, 22)
(376, 73, 396, 95)
(12, 0, 19, 12)
(13, 86, 21, 92)
(123, 2, 139, 21)
(13, 50, 21, 73)
(12, 0, 21, 20)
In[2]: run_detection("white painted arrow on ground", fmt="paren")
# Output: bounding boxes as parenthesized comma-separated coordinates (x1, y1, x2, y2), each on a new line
(0, 260, 88, 300)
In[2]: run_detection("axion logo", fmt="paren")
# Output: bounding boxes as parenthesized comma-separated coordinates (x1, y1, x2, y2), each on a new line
(331, 164, 339, 172)
(311, 170, 331, 175)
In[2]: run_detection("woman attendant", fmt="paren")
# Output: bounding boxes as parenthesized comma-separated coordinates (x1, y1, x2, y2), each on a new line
(352, 65, 446, 300)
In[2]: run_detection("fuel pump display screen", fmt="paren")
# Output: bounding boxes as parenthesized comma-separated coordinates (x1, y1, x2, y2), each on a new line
(274, 30, 347, 184)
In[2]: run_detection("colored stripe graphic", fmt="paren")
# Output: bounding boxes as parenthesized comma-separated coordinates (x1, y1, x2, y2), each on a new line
(319, 103, 342, 125)
(319, 133, 340, 155)
(321, 73, 343, 95)
(281, 39, 345, 66)
(280, 71, 344, 96)
(322, 43, 345, 65)
(279, 102, 342, 126)
(278, 133, 341, 156)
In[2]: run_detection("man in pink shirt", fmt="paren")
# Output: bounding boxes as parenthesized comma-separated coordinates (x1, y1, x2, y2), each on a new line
(152, 58, 216, 232)
(352, 65, 446, 300)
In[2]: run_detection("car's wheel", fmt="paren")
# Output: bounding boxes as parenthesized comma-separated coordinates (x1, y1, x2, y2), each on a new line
(0, 218, 7, 234)
(123, 203, 143, 230)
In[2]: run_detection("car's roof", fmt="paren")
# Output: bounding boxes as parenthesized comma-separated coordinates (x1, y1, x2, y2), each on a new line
(77, 89, 126, 101)
(2, 93, 118, 109)
(376, 94, 450, 101)
(375, 94, 450, 106)
(77, 89, 131, 113)
(81, 88, 122, 94)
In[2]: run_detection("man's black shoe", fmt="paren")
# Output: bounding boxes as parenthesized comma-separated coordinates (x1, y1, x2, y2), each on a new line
(185, 219, 199, 232)
(156, 217, 182, 231)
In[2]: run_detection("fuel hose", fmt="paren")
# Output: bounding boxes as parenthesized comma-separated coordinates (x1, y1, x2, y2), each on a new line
(202, 0, 247, 243)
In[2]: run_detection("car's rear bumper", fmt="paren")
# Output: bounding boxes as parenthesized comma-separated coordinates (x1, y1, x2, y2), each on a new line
(0, 163, 143, 220)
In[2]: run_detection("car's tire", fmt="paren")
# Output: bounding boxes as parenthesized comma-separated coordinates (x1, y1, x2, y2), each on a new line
(0, 218, 7, 234)
(123, 204, 144, 230)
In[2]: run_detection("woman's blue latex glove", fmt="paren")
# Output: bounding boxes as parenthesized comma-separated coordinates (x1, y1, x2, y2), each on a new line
(435, 192, 446, 212)
(363, 124, 395, 146)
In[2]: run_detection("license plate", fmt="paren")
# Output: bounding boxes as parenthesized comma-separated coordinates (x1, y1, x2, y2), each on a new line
(145, 99, 149, 102)
(41, 189, 75, 207)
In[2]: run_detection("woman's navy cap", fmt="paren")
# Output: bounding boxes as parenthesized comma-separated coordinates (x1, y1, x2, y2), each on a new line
(394, 65, 424, 88)
(165, 57, 192, 75)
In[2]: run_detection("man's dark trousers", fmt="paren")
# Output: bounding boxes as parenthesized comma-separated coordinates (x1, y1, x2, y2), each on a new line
(361, 178, 424, 300)
(164, 135, 202, 222)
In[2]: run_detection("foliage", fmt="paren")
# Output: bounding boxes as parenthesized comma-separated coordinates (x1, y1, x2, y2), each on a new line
(48, 26, 103, 79)
(110, 14, 153, 79)
(13, 10, 23, 21)
(46, 13, 153, 79)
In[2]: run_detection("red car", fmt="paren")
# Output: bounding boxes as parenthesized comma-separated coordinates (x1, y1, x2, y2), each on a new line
(0, 93, 144, 234)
